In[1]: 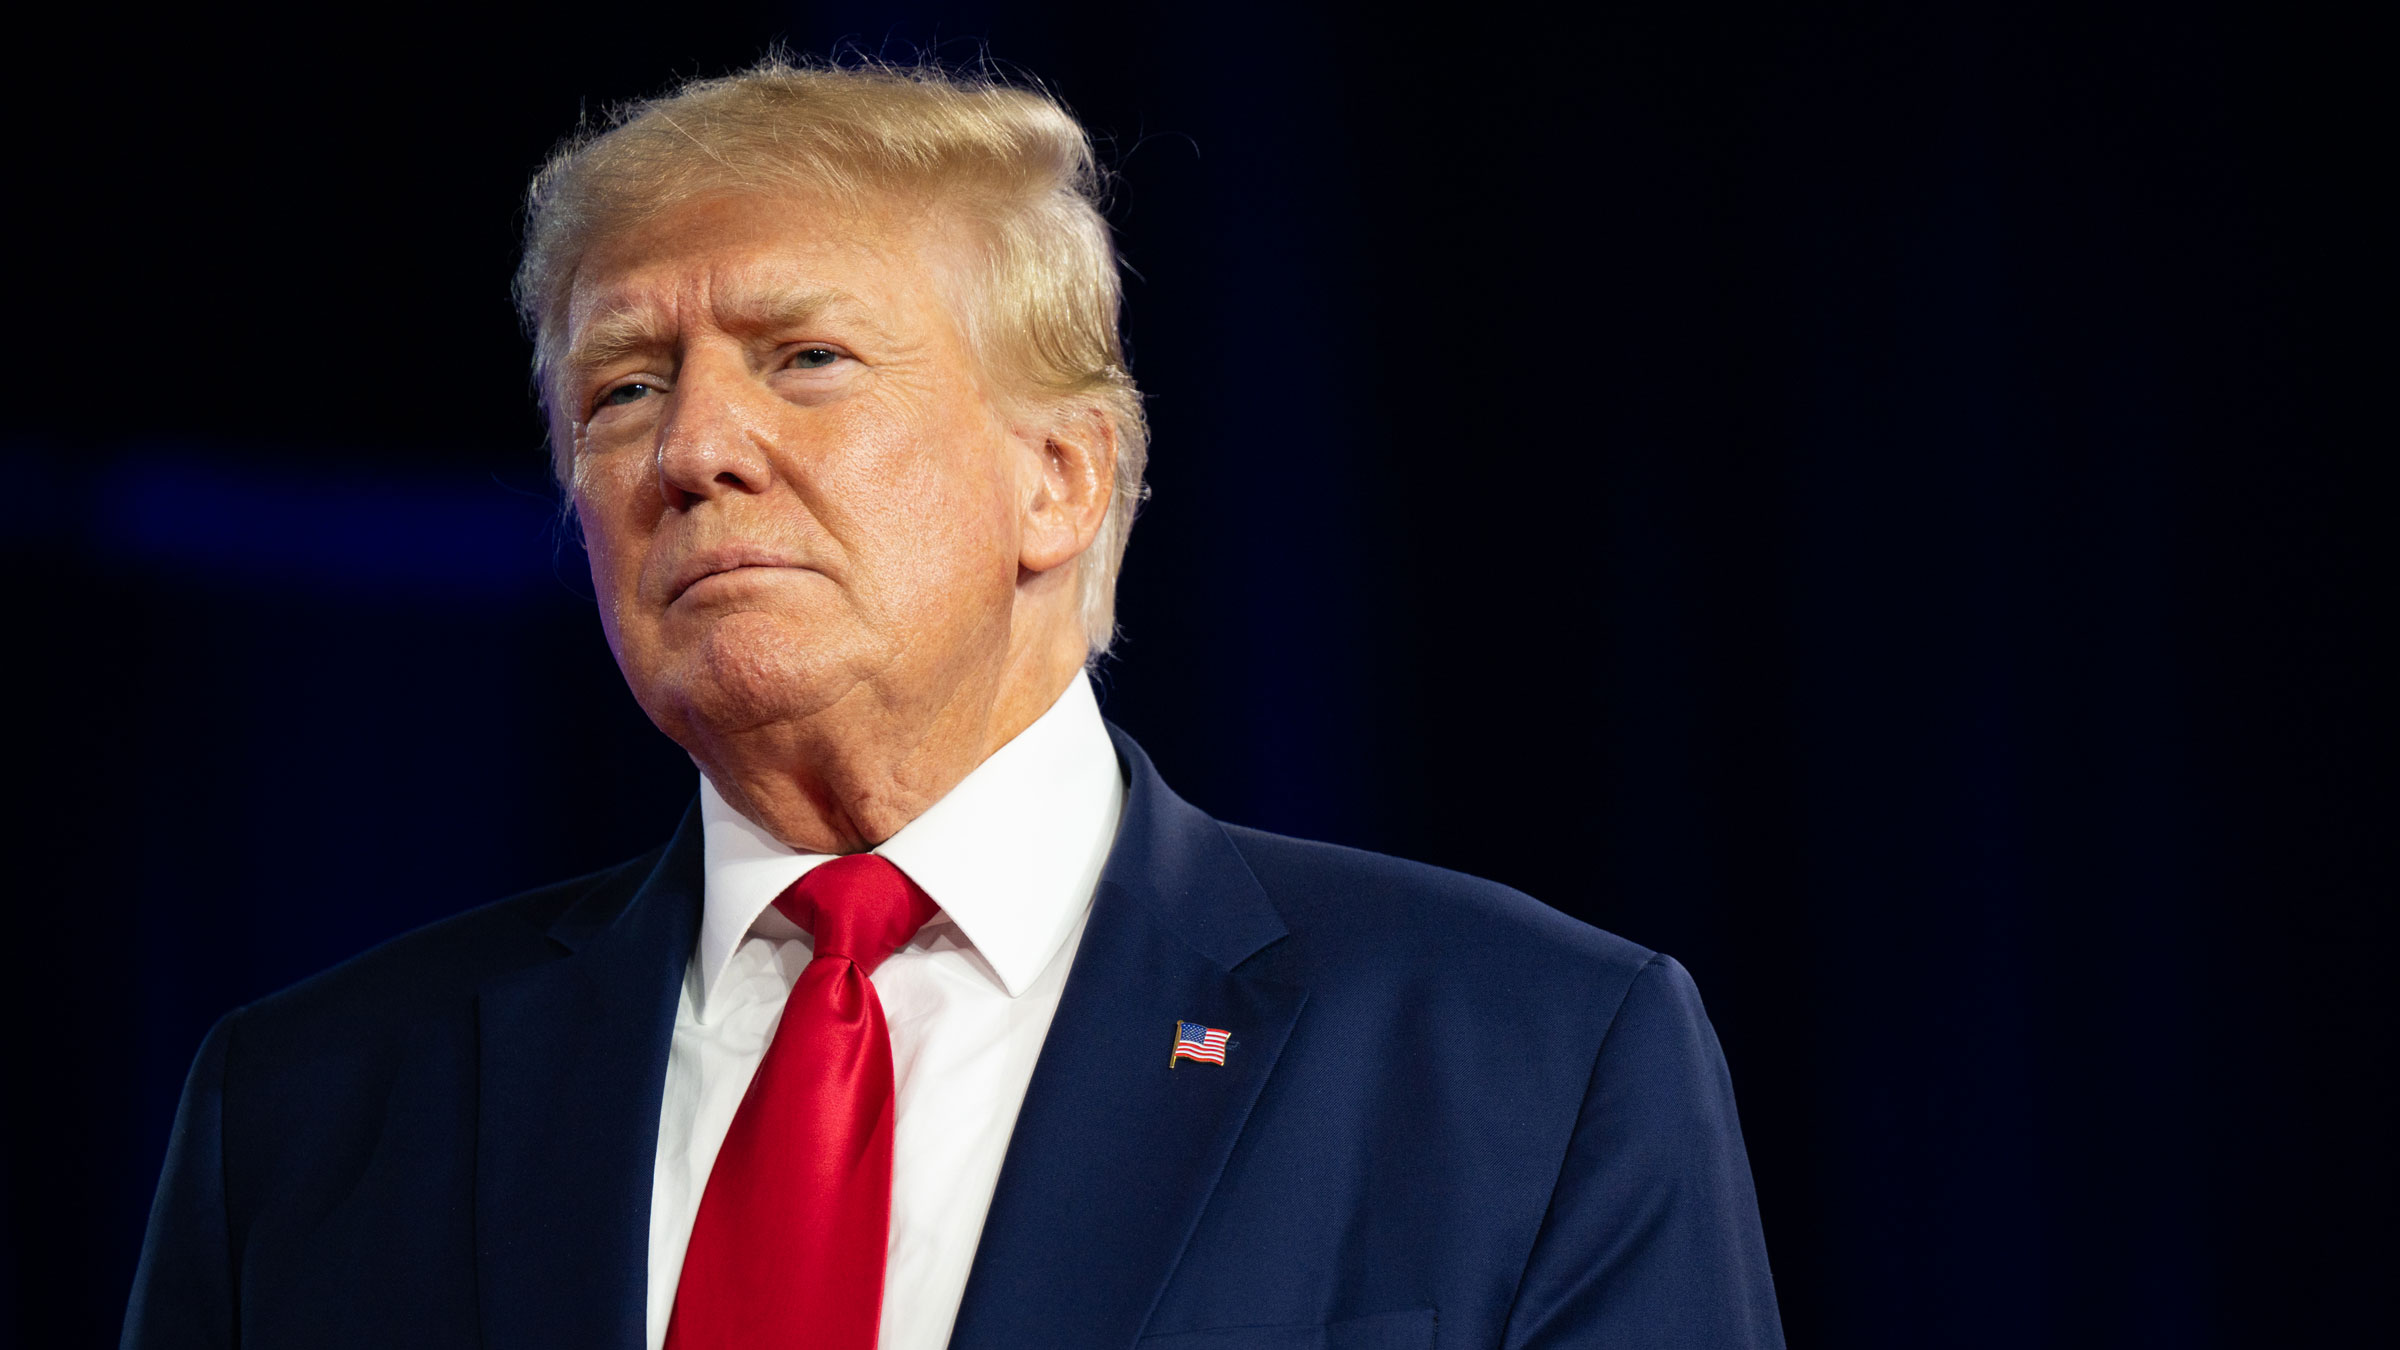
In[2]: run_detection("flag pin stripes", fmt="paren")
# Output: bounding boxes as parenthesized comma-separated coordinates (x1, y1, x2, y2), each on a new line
(1170, 1021, 1230, 1067)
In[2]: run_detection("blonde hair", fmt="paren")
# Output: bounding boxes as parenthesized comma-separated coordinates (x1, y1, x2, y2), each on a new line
(514, 57, 1149, 655)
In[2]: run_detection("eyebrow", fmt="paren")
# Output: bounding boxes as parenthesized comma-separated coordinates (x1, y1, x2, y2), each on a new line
(560, 284, 883, 381)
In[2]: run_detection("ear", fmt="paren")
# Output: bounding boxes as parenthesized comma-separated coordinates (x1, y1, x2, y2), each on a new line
(1018, 404, 1117, 576)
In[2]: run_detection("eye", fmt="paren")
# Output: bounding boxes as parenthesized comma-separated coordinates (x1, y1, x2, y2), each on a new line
(598, 381, 658, 409)
(790, 347, 841, 370)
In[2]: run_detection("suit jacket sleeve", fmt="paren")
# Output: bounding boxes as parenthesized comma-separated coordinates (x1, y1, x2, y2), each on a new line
(122, 1013, 237, 1350)
(1503, 954, 1784, 1349)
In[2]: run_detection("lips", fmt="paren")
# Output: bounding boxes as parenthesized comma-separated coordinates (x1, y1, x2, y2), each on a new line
(665, 546, 807, 604)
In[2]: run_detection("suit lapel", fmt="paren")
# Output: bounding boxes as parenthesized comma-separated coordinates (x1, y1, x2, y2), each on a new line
(950, 728, 1309, 1350)
(475, 803, 703, 1349)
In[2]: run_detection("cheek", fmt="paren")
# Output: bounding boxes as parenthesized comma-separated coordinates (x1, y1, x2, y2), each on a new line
(912, 455, 1023, 602)
(832, 404, 1021, 584)
(571, 466, 657, 642)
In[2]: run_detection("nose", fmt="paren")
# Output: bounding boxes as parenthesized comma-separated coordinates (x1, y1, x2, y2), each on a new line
(654, 359, 775, 509)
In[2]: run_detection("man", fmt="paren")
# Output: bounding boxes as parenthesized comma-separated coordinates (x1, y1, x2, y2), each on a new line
(125, 60, 1782, 1349)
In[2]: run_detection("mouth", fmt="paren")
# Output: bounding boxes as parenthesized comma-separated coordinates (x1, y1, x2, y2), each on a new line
(667, 548, 808, 604)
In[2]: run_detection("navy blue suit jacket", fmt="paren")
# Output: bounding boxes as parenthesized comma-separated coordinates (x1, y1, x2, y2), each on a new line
(125, 728, 1782, 1348)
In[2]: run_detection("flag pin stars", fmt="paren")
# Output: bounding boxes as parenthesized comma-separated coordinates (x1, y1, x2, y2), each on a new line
(1170, 1021, 1230, 1067)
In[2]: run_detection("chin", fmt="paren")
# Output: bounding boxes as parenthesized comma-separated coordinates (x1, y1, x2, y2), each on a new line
(649, 610, 868, 739)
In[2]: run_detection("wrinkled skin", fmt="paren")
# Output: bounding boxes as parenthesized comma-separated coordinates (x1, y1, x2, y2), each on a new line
(558, 190, 1114, 852)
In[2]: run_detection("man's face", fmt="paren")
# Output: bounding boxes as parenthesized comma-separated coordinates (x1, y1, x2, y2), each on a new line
(559, 190, 1030, 754)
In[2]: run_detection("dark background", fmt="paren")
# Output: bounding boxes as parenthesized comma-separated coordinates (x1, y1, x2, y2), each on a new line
(4, 1, 2386, 1344)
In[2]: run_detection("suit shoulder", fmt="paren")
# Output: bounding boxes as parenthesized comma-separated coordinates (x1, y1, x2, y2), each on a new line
(1217, 823, 1654, 982)
(230, 848, 663, 1039)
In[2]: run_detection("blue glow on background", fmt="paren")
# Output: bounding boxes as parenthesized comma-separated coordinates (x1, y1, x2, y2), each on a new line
(84, 452, 572, 596)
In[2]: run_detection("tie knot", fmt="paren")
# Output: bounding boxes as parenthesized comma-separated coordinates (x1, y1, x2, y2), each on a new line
(773, 853, 939, 973)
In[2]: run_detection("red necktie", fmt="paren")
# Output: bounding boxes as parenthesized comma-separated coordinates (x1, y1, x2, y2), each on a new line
(666, 853, 939, 1350)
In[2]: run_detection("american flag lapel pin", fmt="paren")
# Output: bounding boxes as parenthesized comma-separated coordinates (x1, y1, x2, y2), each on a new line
(1170, 1020, 1230, 1068)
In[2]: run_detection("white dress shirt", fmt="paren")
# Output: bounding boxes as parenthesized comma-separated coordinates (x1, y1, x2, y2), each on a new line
(645, 674, 1125, 1350)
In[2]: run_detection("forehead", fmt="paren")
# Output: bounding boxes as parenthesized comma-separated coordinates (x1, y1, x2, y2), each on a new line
(564, 190, 966, 345)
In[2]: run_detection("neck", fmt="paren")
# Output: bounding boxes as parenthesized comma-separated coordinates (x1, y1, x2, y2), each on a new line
(692, 618, 1087, 854)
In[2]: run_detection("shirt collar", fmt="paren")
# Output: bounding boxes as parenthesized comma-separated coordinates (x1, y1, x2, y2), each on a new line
(693, 673, 1124, 1020)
